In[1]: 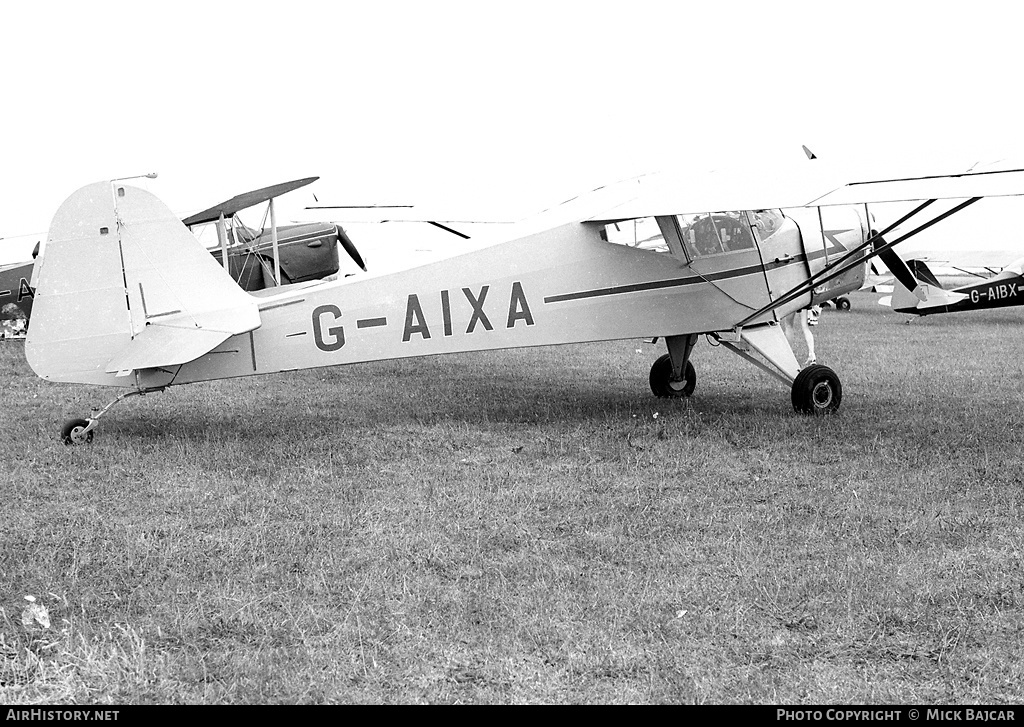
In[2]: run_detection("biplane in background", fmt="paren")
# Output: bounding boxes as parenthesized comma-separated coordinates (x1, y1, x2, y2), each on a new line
(180, 177, 366, 292)
(23, 163, 1024, 443)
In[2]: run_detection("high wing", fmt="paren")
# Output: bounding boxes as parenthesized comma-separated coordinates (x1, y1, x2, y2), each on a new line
(583, 166, 1024, 223)
(307, 163, 1024, 226)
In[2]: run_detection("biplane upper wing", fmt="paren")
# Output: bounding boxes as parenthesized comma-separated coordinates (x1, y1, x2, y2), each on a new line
(182, 177, 319, 226)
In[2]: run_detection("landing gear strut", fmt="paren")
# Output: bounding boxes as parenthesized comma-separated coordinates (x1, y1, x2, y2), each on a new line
(704, 323, 844, 416)
(649, 333, 699, 399)
(59, 387, 164, 445)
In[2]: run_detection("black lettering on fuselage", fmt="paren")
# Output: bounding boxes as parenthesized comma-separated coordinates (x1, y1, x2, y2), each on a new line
(403, 294, 431, 341)
(463, 286, 492, 333)
(440, 289, 452, 336)
(312, 304, 345, 351)
(18, 279, 34, 302)
(507, 281, 534, 328)
(401, 282, 534, 343)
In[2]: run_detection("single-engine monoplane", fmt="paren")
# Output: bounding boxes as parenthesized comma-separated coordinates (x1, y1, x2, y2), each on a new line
(888, 254, 1024, 315)
(24, 163, 1024, 443)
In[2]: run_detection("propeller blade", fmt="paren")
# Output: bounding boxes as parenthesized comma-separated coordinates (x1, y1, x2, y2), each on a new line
(336, 225, 366, 272)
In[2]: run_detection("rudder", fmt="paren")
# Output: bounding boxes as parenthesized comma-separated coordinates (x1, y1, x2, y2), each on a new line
(27, 181, 260, 385)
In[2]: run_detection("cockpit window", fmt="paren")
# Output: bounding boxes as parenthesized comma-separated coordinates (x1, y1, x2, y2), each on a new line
(751, 209, 785, 242)
(601, 217, 668, 253)
(676, 211, 756, 259)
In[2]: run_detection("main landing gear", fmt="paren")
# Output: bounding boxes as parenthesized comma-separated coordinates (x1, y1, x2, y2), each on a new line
(649, 334, 698, 399)
(790, 364, 842, 415)
(649, 324, 842, 415)
(59, 387, 163, 445)
(650, 354, 696, 398)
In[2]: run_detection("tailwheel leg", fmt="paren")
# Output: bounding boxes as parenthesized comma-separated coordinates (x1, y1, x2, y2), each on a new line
(791, 364, 842, 415)
(60, 387, 163, 445)
(650, 333, 698, 398)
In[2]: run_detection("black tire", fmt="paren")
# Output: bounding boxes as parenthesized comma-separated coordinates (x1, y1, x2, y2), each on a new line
(60, 418, 93, 445)
(791, 364, 842, 415)
(836, 296, 851, 311)
(649, 354, 696, 398)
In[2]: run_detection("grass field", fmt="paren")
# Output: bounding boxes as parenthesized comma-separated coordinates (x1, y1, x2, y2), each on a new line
(1, 291, 1022, 704)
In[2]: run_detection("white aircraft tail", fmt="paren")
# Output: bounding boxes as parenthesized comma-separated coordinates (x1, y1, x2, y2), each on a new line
(26, 182, 261, 386)
(890, 278, 968, 314)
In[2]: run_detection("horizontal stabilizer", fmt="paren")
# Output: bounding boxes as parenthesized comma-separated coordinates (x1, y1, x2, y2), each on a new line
(891, 281, 969, 314)
(105, 305, 260, 374)
(106, 326, 234, 375)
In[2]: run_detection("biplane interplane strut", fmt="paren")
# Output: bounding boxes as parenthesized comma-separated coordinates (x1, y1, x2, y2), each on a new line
(24, 163, 1024, 444)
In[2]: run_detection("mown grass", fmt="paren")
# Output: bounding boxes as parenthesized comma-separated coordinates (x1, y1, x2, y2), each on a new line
(1, 291, 1022, 704)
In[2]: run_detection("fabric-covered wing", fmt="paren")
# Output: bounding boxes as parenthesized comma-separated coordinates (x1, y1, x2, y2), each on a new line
(586, 166, 1024, 223)
(183, 177, 319, 226)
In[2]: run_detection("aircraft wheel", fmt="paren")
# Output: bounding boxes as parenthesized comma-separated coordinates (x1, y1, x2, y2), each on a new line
(649, 354, 696, 398)
(60, 418, 93, 445)
(836, 296, 851, 310)
(791, 365, 842, 415)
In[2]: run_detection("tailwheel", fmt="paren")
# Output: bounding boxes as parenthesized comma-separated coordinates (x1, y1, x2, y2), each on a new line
(650, 354, 696, 398)
(835, 296, 851, 310)
(791, 364, 842, 415)
(60, 418, 94, 445)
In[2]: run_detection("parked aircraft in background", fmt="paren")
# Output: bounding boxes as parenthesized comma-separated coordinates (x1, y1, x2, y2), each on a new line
(0, 258, 35, 323)
(181, 177, 365, 290)
(23, 164, 1024, 443)
(887, 256, 1024, 316)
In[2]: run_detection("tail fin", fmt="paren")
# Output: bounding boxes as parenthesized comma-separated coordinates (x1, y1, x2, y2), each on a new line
(907, 259, 942, 287)
(27, 181, 260, 385)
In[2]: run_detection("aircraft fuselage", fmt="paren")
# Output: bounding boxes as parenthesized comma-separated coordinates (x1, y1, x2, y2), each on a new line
(130, 209, 868, 391)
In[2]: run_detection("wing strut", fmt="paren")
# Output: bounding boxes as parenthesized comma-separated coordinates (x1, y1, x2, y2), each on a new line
(735, 197, 981, 328)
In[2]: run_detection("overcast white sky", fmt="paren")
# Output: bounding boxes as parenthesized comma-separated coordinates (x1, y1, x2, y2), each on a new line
(3, 0, 1024, 265)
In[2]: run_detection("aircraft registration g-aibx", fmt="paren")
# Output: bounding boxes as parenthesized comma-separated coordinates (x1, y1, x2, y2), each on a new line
(887, 255, 1024, 316)
(23, 164, 1024, 443)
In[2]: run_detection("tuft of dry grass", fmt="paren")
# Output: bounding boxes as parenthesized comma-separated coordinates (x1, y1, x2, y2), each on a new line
(1, 292, 1023, 703)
